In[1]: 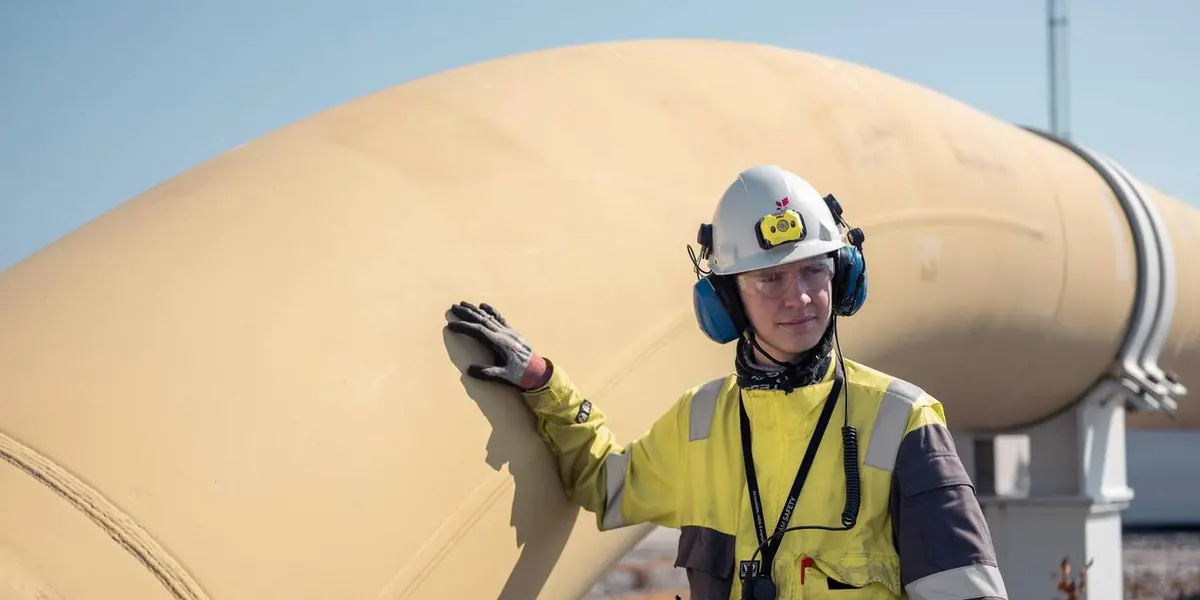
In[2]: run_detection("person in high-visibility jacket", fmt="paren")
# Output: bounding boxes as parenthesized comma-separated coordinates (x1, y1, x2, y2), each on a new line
(446, 164, 1007, 600)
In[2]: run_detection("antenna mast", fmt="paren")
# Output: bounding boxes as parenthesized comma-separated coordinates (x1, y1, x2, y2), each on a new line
(1047, 0, 1070, 139)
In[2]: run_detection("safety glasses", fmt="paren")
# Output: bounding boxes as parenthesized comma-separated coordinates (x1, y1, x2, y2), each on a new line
(736, 257, 834, 299)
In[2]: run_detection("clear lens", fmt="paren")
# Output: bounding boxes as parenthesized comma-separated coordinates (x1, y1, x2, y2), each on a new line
(737, 258, 834, 299)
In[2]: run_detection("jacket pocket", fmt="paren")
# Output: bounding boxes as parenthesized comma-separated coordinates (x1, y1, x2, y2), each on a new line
(674, 525, 736, 600)
(798, 553, 901, 599)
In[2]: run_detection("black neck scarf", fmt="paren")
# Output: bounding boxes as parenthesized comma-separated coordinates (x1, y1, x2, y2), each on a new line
(734, 321, 836, 394)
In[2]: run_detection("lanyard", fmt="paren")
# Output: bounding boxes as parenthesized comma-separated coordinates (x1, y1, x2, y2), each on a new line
(738, 365, 843, 577)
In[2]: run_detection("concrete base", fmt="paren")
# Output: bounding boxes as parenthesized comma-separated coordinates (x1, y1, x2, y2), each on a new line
(980, 495, 1127, 600)
(955, 378, 1147, 600)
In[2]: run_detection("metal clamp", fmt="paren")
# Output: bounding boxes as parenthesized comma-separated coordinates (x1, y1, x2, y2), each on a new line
(1022, 126, 1186, 414)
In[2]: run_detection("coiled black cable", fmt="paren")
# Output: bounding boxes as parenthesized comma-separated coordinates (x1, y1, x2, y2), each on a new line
(840, 425, 861, 528)
(835, 320, 861, 530)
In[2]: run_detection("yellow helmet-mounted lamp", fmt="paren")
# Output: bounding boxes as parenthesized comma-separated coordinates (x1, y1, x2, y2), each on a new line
(754, 206, 806, 250)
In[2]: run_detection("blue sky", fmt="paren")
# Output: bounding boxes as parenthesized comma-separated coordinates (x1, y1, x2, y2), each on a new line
(2, 0, 1196, 270)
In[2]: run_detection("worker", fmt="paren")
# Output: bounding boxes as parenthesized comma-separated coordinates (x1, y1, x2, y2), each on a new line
(445, 164, 1007, 600)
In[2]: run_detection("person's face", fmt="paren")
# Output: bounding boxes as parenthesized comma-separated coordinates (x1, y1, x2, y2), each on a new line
(736, 254, 835, 364)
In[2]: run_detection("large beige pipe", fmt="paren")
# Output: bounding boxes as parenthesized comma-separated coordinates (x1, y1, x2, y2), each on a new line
(0, 38, 1196, 600)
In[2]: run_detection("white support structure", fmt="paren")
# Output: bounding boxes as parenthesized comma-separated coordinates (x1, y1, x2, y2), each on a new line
(959, 381, 1134, 600)
(953, 129, 1188, 600)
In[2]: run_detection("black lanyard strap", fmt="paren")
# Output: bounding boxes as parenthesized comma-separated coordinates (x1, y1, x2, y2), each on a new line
(738, 366, 843, 576)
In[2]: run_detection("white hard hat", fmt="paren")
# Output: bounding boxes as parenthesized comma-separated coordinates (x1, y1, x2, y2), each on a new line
(707, 165, 846, 275)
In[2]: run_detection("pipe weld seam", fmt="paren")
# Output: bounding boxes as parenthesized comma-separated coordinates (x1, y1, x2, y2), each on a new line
(0, 429, 212, 600)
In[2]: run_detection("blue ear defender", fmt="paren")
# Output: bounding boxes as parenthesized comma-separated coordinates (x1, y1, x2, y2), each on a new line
(693, 276, 741, 344)
(689, 223, 745, 344)
(824, 193, 869, 317)
(691, 222, 744, 345)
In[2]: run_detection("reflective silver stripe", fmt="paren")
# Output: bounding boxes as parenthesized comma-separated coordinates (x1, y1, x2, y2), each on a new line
(601, 451, 629, 530)
(865, 377, 924, 471)
(688, 377, 725, 441)
(906, 564, 1008, 600)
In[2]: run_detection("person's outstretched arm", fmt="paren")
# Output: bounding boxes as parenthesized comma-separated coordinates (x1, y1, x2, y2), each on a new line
(446, 301, 686, 531)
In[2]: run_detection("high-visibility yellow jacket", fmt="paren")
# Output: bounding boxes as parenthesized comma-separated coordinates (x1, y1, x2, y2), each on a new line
(520, 357, 1007, 600)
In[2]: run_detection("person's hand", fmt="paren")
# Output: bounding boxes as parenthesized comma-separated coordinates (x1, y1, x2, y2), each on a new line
(446, 301, 551, 390)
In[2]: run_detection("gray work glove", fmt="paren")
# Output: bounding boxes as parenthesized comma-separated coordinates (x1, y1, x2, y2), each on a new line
(446, 301, 549, 390)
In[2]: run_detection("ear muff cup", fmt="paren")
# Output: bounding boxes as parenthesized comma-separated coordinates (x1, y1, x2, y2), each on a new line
(692, 274, 748, 344)
(831, 245, 868, 316)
